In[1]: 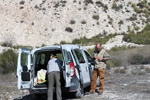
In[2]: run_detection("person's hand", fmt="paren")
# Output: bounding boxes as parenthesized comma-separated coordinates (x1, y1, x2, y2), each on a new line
(98, 57, 103, 61)
(94, 56, 98, 59)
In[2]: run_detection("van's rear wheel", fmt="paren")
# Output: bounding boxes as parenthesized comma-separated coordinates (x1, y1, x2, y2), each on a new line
(75, 83, 84, 98)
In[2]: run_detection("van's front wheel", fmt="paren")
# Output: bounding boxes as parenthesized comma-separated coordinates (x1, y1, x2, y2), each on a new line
(75, 83, 84, 98)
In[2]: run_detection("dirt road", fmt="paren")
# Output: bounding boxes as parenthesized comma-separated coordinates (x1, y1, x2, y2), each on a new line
(1, 65, 150, 100)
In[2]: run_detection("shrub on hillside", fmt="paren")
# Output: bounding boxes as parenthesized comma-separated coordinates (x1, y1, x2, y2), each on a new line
(145, 67, 150, 73)
(70, 20, 75, 24)
(110, 46, 134, 52)
(1, 42, 13, 47)
(84, 0, 93, 5)
(111, 58, 122, 67)
(0, 49, 17, 74)
(60, 41, 69, 44)
(65, 27, 73, 32)
(123, 24, 150, 44)
(106, 61, 114, 69)
(128, 54, 144, 65)
(70, 34, 117, 45)
(92, 15, 99, 20)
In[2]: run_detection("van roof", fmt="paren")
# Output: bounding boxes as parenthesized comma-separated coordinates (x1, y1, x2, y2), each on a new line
(31, 44, 82, 54)
(41, 44, 81, 49)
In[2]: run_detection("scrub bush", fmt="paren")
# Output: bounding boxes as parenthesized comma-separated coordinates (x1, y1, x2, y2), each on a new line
(128, 54, 144, 64)
(123, 24, 150, 44)
(0, 49, 17, 74)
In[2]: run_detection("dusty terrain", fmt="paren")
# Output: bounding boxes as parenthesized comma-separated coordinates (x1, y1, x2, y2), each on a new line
(0, 64, 150, 100)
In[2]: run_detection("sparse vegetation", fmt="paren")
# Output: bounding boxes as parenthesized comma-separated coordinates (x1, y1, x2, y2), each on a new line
(81, 20, 86, 24)
(132, 4, 142, 13)
(70, 20, 75, 24)
(118, 20, 124, 25)
(107, 45, 150, 68)
(112, 2, 117, 9)
(123, 24, 150, 44)
(112, 1, 123, 11)
(145, 67, 150, 73)
(129, 14, 137, 21)
(110, 46, 134, 52)
(134, 26, 140, 30)
(20, 1, 25, 5)
(1, 42, 13, 47)
(95, 1, 108, 12)
(128, 54, 144, 65)
(12, 45, 32, 49)
(0, 49, 17, 74)
(84, 0, 93, 5)
(71, 33, 117, 45)
(92, 15, 99, 20)
(65, 27, 73, 32)
(108, 15, 113, 25)
(127, 26, 131, 32)
(60, 33, 117, 48)
(60, 41, 69, 44)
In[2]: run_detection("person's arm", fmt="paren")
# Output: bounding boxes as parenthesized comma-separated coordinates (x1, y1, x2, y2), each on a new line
(93, 50, 98, 59)
(103, 51, 111, 61)
(47, 61, 49, 71)
(97, 50, 110, 61)
(57, 59, 62, 71)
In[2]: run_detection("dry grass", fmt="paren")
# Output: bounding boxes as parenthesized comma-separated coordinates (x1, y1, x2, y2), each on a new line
(108, 45, 150, 67)
(0, 72, 18, 94)
(145, 67, 150, 73)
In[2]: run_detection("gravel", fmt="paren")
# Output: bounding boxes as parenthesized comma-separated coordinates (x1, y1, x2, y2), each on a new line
(1, 65, 150, 100)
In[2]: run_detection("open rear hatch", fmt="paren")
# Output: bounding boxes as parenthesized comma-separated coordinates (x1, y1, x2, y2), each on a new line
(32, 46, 64, 88)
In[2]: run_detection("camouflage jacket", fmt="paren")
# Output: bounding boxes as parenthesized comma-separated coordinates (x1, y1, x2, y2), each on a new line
(93, 49, 111, 69)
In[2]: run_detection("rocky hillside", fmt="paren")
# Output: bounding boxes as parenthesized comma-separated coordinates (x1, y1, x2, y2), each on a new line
(0, 0, 150, 47)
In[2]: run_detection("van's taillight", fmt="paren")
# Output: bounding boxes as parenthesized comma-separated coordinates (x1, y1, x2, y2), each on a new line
(70, 62, 76, 77)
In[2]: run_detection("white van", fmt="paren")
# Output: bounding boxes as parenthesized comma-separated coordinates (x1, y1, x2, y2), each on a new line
(17, 44, 95, 99)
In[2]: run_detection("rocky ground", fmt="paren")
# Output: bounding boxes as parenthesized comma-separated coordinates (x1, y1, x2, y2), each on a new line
(0, 65, 150, 100)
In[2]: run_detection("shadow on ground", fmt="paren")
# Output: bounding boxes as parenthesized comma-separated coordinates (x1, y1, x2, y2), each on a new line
(14, 87, 90, 100)
(14, 92, 80, 100)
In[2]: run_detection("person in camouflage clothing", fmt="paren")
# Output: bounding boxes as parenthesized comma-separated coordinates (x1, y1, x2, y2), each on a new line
(89, 43, 110, 95)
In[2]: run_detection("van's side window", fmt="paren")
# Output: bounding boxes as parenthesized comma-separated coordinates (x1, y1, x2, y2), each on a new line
(84, 51, 92, 62)
(74, 49, 85, 63)
(21, 53, 28, 66)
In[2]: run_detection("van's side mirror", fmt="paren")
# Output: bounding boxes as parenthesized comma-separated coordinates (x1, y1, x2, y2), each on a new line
(88, 57, 92, 62)
(88, 57, 95, 65)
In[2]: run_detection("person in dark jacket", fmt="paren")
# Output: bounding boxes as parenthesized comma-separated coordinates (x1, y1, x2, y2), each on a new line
(47, 54, 62, 100)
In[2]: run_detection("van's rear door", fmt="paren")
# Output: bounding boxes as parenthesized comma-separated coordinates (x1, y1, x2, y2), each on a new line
(62, 48, 71, 87)
(17, 47, 32, 90)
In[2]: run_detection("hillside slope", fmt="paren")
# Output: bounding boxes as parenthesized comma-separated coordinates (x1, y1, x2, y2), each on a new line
(0, 0, 150, 47)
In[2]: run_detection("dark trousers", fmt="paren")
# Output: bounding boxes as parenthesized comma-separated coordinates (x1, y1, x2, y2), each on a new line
(90, 69, 106, 93)
(48, 71, 62, 100)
